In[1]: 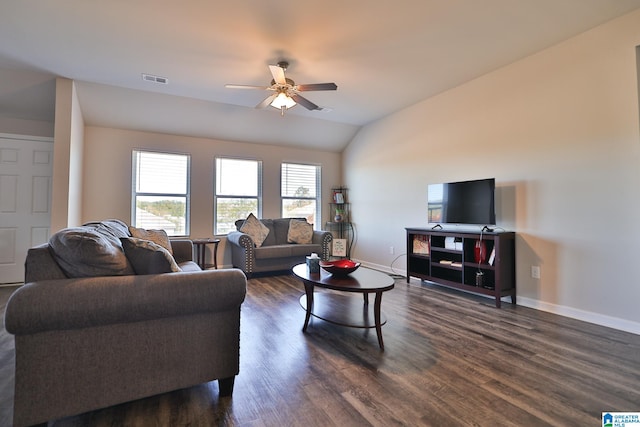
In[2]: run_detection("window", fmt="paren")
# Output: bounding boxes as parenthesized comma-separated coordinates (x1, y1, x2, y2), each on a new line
(132, 150, 190, 236)
(281, 163, 321, 227)
(215, 157, 262, 235)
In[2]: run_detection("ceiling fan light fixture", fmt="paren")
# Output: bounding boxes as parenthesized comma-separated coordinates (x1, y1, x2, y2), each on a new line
(226, 60, 336, 116)
(270, 92, 296, 110)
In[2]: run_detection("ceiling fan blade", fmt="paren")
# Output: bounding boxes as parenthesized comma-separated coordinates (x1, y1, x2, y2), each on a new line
(225, 84, 271, 90)
(269, 65, 287, 85)
(256, 93, 278, 109)
(295, 83, 338, 91)
(291, 94, 319, 111)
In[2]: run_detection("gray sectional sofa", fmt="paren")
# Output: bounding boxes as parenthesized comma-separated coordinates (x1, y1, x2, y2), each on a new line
(227, 217, 332, 275)
(4, 219, 247, 427)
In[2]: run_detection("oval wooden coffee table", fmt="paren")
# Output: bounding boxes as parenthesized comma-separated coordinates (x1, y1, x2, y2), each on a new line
(292, 263, 395, 350)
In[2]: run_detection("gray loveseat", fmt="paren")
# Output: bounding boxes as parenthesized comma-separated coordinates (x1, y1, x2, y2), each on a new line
(4, 219, 247, 427)
(227, 217, 332, 276)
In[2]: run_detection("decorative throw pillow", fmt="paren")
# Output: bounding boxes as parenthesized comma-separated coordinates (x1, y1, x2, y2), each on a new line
(129, 226, 173, 254)
(120, 237, 181, 275)
(287, 219, 313, 244)
(49, 227, 135, 277)
(239, 213, 270, 247)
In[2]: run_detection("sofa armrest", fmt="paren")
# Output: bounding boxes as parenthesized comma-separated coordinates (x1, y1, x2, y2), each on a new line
(5, 269, 247, 335)
(226, 231, 254, 249)
(170, 239, 194, 264)
(312, 230, 333, 260)
(24, 244, 68, 282)
(227, 231, 256, 274)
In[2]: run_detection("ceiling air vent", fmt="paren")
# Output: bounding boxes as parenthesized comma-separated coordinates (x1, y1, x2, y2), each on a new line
(142, 73, 169, 84)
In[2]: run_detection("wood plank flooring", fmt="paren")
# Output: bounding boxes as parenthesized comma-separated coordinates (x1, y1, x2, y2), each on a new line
(1, 273, 639, 426)
(0, 286, 16, 427)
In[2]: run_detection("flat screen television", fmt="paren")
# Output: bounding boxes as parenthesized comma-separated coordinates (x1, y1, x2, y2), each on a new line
(428, 178, 496, 226)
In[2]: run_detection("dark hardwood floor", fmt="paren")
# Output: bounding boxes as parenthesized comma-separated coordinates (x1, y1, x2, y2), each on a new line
(0, 285, 17, 427)
(1, 273, 639, 426)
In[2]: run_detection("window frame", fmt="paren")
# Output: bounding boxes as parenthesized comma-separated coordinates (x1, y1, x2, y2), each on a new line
(214, 156, 263, 235)
(280, 162, 321, 229)
(131, 149, 191, 237)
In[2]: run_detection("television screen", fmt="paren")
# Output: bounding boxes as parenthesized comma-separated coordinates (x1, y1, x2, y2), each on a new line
(428, 178, 496, 225)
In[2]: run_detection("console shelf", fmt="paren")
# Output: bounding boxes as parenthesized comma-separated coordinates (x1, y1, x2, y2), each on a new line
(405, 228, 516, 308)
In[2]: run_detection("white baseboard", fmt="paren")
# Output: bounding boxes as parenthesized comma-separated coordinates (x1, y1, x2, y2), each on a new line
(516, 296, 640, 336)
(356, 259, 640, 336)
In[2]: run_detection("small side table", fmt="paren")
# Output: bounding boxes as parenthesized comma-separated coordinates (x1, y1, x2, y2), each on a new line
(192, 238, 220, 269)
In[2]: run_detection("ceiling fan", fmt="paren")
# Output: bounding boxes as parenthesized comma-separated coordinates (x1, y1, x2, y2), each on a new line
(225, 61, 337, 116)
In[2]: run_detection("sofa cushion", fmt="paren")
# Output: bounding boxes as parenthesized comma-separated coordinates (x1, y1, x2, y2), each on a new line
(83, 219, 131, 239)
(288, 243, 322, 257)
(121, 237, 181, 274)
(129, 226, 173, 254)
(177, 261, 201, 272)
(273, 218, 293, 244)
(240, 213, 270, 247)
(287, 219, 313, 244)
(254, 243, 322, 260)
(49, 228, 134, 278)
(254, 245, 294, 259)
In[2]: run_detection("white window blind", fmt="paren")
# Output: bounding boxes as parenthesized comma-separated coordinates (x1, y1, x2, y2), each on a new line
(214, 157, 262, 235)
(281, 163, 320, 227)
(281, 163, 318, 198)
(132, 150, 190, 236)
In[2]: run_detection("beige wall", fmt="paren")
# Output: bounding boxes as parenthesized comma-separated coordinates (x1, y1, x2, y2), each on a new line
(82, 126, 342, 267)
(9, 10, 640, 335)
(0, 116, 53, 137)
(344, 10, 640, 332)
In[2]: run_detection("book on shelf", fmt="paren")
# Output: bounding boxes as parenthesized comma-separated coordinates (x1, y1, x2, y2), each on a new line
(444, 237, 462, 250)
(488, 247, 496, 265)
(444, 237, 455, 249)
(412, 235, 429, 255)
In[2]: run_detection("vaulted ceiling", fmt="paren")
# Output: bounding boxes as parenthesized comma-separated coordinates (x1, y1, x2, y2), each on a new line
(1, 0, 640, 151)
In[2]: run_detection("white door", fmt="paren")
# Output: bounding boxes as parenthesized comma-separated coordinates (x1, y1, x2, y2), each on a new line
(0, 135, 53, 284)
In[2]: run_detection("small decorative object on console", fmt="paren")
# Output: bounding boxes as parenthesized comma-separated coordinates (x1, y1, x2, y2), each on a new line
(332, 239, 347, 257)
(306, 252, 320, 273)
(474, 239, 487, 264)
(412, 235, 429, 255)
(320, 259, 360, 276)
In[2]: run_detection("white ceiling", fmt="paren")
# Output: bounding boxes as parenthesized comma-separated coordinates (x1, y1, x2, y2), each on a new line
(1, 0, 640, 151)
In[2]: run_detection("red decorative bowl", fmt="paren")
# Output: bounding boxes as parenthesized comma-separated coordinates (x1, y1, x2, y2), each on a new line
(319, 259, 361, 276)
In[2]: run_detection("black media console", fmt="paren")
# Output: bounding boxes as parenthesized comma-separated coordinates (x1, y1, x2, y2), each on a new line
(405, 228, 516, 308)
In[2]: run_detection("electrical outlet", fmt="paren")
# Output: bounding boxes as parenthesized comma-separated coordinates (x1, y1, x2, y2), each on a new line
(389, 246, 394, 255)
(531, 266, 540, 279)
